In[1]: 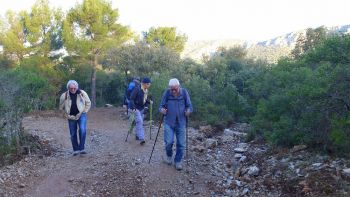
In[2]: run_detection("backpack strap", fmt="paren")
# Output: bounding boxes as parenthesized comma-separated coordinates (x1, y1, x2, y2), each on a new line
(165, 88, 187, 105)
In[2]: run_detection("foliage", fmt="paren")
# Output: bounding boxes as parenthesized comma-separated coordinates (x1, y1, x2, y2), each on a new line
(331, 115, 350, 156)
(63, 0, 132, 107)
(0, 11, 27, 61)
(0, 0, 63, 61)
(146, 72, 172, 120)
(104, 42, 181, 77)
(291, 26, 327, 58)
(0, 55, 14, 69)
(143, 27, 187, 53)
(0, 65, 58, 165)
(251, 35, 350, 155)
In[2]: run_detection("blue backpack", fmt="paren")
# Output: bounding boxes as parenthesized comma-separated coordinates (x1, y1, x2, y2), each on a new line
(126, 81, 139, 100)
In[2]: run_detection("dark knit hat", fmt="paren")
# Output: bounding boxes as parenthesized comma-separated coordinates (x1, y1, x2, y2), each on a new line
(142, 77, 151, 84)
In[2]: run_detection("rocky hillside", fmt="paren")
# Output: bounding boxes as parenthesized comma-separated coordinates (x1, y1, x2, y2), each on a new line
(182, 25, 350, 63)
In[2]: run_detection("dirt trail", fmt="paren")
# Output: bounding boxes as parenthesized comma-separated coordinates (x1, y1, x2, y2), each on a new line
(2, 107, 209, 196)
(5, 106, 348, 196)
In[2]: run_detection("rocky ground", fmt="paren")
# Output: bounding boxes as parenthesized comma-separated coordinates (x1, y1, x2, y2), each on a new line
(0, 107, 349, 197)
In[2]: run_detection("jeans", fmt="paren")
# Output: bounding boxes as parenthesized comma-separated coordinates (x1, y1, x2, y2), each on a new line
(164, 122, 186, 163)
(134, 109, 145, 140)
(68, 113, 87, 151)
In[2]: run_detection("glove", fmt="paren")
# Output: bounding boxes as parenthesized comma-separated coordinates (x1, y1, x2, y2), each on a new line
(143, 107, 149, 114)
(185, 110, 191, 117)
(160, 108, 167, 115)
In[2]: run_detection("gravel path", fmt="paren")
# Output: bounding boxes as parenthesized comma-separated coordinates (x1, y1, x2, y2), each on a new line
(1, 107, 209, 197)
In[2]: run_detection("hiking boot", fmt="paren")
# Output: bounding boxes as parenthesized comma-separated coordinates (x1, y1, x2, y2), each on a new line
(164, 155, 172, 165)
(73, 151, 80, 156)
(175, 162, 183, 171)
(80, 150, 87, 154)
(140, 140, 145, 145)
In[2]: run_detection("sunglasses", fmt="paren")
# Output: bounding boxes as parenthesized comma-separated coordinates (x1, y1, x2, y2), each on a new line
(170, 87, 178, 92)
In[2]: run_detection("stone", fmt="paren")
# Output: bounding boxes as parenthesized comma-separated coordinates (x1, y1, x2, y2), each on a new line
(205, 138, 218, 149)
(225, 189, 234, 196)
(237, 143, 249, 149)
(224, 128, 234, 136)
(242, 188, 250, 195)
(247, 165, 260, 176)
(18, 184, 25, 188)
(311, 163, 323, 168)
(291, 145, 307, 152)
(234, 148, 246, 153)
(199, 125, 214, 137)
(343, 168, 350, 175)
(232, 131, 248, 137)
(221, 135, 234, 143)
(342, 168, 350, 181)
(234, 153, 242, 159)
(239, 156, 247, 162)
(192, 145, 205, 152)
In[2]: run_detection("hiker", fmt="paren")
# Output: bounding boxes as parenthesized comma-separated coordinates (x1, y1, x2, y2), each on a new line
(59, 80, 91, 156)
(129, 77, 152, 145)
(124, 76, 140, 111)
(159, 78, 193, 170)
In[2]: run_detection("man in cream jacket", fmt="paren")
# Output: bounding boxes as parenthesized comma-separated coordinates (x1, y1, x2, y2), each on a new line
(59, 80, 91, 155)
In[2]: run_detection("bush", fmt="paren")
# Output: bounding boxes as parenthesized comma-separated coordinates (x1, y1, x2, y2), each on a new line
(0, 63, 59, 165)
(250, 35, 350, 155)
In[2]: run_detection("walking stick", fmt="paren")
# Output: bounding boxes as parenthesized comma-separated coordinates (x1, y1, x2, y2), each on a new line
(149, 102, 153, 140)
(125, 112, 135, 142)
(148, 114, 164, 163)
(186, 116, 189, 162)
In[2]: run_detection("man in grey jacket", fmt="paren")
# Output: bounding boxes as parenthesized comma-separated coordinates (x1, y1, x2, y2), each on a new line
(159, 78, 193, 170)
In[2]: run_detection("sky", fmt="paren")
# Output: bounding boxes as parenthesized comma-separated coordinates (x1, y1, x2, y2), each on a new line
(1, 0, 349, 42)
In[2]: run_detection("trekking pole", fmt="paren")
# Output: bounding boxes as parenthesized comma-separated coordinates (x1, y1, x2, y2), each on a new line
(148, 114, 164, 163)
(125, 112, 135, 142)
(186, 116, 189, 163)
(149, 102, 153, 140)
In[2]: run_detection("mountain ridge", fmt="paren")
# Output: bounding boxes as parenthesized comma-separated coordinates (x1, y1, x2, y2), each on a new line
(182, 25, 350, 63)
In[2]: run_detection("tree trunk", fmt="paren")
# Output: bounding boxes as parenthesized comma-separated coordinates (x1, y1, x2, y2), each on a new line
(91, 55, 97, 108)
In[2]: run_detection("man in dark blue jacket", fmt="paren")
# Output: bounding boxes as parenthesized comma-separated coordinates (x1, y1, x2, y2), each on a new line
(159, 78, 193, 170)
(130, 77, 151, 145)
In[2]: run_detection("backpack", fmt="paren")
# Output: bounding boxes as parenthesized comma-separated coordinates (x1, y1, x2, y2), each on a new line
(126, 81, 138, 100)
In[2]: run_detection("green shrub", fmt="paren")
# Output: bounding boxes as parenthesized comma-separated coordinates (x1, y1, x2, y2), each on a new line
(331, 116, 350, 157)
